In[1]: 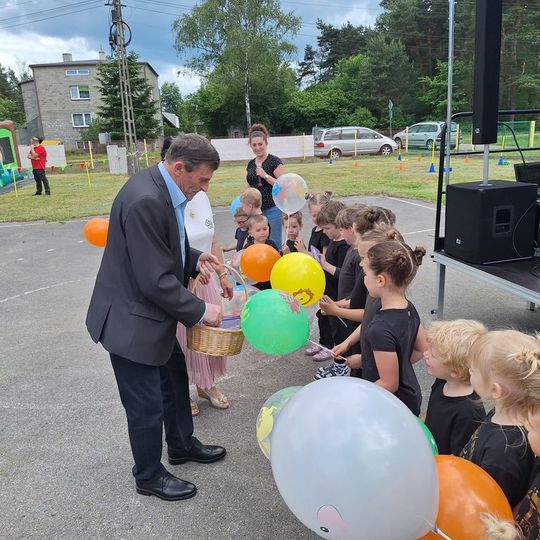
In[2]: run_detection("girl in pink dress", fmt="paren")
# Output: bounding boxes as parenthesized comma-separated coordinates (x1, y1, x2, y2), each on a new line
(176, 190, 233, 416)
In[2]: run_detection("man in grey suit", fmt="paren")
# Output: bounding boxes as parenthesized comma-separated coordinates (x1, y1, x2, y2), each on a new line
(86, 134, 225, 501)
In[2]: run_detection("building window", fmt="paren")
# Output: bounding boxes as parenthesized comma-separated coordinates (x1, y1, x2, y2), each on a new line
(70, 85, 90, 100)
(65, 69, 90, 76)
(72, 113, 92, 127)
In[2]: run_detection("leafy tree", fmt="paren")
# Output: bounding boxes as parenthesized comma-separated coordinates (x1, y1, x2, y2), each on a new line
(297, 45, 321, 86)
(160, 82, 183, 116)
(185, 61, 296, 136)
(419, 59, 469, 118)
(347, 107, 377, 129)
(94, 51, 160, 140)
(0, 64, 25, 124)
(316, 19, 369, 82)
(377, 0, 449, 78)
(355, 35, 418, 122)
(282, 85, 351, 132)
(172, 0, 300, 130)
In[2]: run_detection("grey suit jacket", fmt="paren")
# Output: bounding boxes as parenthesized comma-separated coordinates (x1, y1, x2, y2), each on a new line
(86, 164, 205, 366)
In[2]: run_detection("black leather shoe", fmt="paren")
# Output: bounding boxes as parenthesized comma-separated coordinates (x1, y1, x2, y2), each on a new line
(168, 438, 226, 465)
(135, 470, 196, 501)
(33, 193, 42, 196)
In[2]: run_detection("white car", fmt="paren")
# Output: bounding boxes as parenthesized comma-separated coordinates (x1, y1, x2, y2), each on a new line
(314, 126, 398, 158)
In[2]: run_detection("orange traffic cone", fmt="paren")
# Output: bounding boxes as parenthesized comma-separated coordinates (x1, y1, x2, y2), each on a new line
(399, 162, 405, 172)
(464, 155, 470, 164)
(353, 160, 359, 168)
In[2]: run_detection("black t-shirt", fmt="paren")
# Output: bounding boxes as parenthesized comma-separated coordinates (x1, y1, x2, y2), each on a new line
(235, 227, 249, 251)
(425, 378, 485, 455)
(308, 226, 330, 253)
(349, 271, 367, 310)
(324, 239, 349, 299)
(243, 239, 279, 290)
(361, 300, 422, 415)
(337, 247, 361, 300)
(515, 461, 540, 539)
(461, 411, 536, 507)
(246, 154, 283, 211)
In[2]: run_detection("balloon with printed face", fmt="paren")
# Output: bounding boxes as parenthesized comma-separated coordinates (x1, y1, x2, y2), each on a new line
(83, 217, 109, 247)
(256, 386, 302, 459)
(271, 378, 438, 540)
(272, 173, 308, 214)
(241, 289, 309, 355)
(270, 252, 325, 307)
(419, 455, 513, 540)
(240, 243, 280, 282)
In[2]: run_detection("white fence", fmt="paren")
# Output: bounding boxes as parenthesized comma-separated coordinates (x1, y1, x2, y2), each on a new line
(210, 135, 314, 161)
(18, 145, 67, 169)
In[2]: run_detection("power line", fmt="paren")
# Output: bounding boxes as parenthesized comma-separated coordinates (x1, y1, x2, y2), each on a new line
(0, 1, 103, 29)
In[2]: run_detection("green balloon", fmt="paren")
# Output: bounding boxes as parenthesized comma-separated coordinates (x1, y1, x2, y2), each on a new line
(241, 289, 309, 355)
(417, 418, 439, 455)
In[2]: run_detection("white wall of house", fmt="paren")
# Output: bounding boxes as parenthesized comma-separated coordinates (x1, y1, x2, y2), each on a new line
(210, 135, 314, 161)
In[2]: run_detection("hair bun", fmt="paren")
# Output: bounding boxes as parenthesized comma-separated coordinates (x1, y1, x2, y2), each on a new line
(413, 246, 427, 266)
(515, 349, 540, 376)
(249, 123, 269, 137)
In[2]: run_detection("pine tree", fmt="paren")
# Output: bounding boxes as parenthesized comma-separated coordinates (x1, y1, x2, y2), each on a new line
(94, 51, 160, 140)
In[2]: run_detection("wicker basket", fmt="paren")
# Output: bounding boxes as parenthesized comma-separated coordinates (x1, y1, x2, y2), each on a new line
(187, 263, 247, 357)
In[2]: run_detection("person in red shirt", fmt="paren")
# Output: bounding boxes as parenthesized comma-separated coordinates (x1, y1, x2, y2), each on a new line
(27, 136, 50, 195)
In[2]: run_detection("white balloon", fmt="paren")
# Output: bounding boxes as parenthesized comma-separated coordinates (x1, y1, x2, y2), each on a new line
(272, 173, 308, 214)
(271, 378, 438, 540)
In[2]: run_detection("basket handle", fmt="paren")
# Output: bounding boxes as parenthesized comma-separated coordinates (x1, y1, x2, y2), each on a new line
(190, 263, 249, 302)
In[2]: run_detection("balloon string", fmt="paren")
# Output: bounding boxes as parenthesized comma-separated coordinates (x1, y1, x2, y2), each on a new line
(433, 527, 452, 540)
(308, 339, 348, 362)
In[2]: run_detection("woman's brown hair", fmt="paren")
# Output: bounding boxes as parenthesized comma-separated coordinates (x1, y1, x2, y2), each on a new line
(248, 123, 270, 143)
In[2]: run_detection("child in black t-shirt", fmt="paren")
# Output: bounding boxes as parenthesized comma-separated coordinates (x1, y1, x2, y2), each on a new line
(480, 332, 540, 539)
(316, 206, 365, 378)
(462, 329, 540, 509)
(327, 222, 428, 382)
(244, 214, 279, 290)
(223, 207, 250, 253)
(281, 211, 303, 255)
(423, 319, 487, 455)
(353, 240, 426, 415)
(301, 193, 332, 358)
(308, 200, 348, 366)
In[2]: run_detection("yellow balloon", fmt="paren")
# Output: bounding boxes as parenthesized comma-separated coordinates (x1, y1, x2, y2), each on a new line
(270, 252, 325, 307)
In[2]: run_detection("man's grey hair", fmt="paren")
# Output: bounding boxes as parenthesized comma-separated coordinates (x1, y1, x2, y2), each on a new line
(165, 134, 220, 172)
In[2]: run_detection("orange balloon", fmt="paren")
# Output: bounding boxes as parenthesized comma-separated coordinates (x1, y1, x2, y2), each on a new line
(418, 455, 513, 540)
(240, 244, 280, 282)
(83, 217, 109, 247)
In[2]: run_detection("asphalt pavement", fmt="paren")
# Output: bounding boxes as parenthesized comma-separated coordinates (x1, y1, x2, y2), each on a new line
(1, 195, 539, 540)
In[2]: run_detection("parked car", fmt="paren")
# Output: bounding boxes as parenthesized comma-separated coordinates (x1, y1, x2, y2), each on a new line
(393, 121, 459, 150)
(314, 126, 398, 158)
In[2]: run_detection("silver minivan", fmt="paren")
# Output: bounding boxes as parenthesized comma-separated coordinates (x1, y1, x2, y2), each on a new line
(314, 126, 397, 158)
(393, 121, 458, 150)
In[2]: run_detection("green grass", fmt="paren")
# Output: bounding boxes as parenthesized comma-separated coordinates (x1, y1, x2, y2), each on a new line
(0, 152, 529, 222)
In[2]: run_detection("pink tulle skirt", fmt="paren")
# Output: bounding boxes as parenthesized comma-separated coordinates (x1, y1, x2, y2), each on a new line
(176, 276, 228, 390)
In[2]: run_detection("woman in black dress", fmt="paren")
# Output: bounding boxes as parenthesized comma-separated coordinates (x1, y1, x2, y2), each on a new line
(246, 123, 286, 247)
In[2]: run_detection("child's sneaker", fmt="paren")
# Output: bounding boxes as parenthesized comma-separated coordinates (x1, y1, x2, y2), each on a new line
(314, 361, 349, 380)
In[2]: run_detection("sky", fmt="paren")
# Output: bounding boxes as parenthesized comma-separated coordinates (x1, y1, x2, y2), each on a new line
(0, 0, 383, 96)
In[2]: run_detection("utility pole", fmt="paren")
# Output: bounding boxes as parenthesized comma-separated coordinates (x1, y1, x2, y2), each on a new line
(108, 0, 139, 175)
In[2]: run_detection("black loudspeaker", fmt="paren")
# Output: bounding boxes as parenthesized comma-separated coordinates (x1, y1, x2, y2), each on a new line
(472, 0, 503, 145)
(444, 180, 536, 264)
